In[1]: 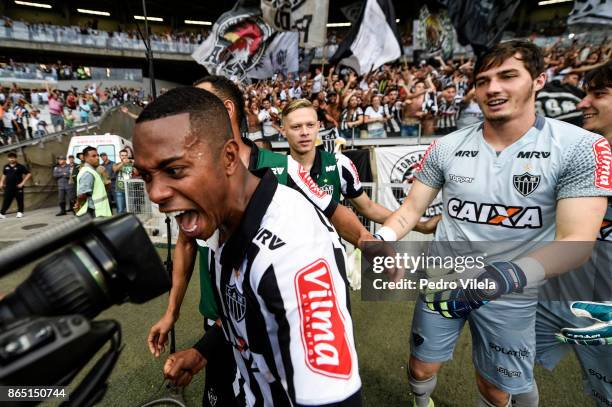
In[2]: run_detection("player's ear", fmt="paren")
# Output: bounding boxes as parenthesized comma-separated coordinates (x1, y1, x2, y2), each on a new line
(534, 72, 546, 92)
(223, 139, 240, 175)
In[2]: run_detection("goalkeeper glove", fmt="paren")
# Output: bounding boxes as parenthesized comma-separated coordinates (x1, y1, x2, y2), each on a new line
(555, 301, 612, 346)
(423, 261, 527, 319)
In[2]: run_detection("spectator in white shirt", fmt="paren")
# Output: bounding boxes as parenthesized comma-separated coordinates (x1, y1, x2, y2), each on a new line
(257, 99, 281, 140)
(364, 95, 387, 138)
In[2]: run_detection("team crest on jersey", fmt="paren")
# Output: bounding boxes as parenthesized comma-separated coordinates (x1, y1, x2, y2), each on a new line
(513, 173, 541, 196)
(225, 283, 246, 322)
(321, 184, 334, 195)
(295, 259, 352, 379)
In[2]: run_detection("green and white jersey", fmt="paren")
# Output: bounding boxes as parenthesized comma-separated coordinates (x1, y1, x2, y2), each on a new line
(247, 139, 338, 217)
(415, 116, 612, 259)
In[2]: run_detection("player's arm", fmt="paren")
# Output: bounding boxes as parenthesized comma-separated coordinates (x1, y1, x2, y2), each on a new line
(148, 230, 196, 357)
(335, 153, 393, 224)
(19, 171, 31, 187)
(523, 196, 607, 280)
(348, 192, 392, 224)
(371, 180, 440, 243)
(286, 156, 372, 247)
(162, 324, 225, 387)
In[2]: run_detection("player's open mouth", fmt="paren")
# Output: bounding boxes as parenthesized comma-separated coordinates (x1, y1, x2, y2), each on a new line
(583, 112, 597, 120)
(166, 210, 201, 234)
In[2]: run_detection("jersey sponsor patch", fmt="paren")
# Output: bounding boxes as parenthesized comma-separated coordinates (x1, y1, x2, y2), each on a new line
(447, 198, 543, 228)
(297, 164, 327, 199)
(414, 140, 436, 173)
(347, 159, 361, 183)
(295, 259, 352, 379)
(593, 138, 612, 190)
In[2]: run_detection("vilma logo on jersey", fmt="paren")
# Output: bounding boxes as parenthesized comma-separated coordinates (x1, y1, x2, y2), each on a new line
(295, 259, 353, 379)
(593, 138, 612, 190)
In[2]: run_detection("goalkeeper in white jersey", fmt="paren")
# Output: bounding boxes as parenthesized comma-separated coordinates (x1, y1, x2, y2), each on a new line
(367, 41, 612, 407)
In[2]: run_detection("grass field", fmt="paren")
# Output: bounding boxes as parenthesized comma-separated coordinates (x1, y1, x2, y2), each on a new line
(1, 248, 591, 406)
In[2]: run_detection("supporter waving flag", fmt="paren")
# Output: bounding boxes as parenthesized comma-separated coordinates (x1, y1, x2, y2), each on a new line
(329, 0, 402, 75)
(261, 0, 329, 48)
(191, 5, 273, 81)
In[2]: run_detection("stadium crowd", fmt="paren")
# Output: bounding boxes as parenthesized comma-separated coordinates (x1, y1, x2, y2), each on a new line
(0, 82, 145, 145)
(240, 38, 610, 142)
(2, 15, 210, 45)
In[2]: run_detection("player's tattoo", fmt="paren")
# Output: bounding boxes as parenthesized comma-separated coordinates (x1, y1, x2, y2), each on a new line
(397, 215, 410, 230)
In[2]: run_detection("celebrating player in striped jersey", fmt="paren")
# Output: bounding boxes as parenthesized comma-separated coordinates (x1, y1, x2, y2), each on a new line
(134, 88, 362, 406)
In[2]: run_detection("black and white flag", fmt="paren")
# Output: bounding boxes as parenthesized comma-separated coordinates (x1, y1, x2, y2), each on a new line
(568, 0, 612, 28)
(340, 1, 363, 24)
(191, 7, 274, 81)
(440, 0, 521, 57)
(330, 0, 402, 75)
(261, 0, 328, 48)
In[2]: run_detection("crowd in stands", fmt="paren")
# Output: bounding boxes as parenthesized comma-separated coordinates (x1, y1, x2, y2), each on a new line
(1, 16, 209, 51)
(241, 39, 611, 142)
(0, 82, 146, 145)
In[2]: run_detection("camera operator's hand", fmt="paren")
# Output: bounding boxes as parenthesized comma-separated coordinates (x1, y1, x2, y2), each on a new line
(148, 311, 176, 357)
(163, 348, 206, 387)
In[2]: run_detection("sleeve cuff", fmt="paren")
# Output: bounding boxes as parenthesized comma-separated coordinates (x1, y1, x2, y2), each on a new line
(322, 199, 338, 218)
(193, 323, 224, 360)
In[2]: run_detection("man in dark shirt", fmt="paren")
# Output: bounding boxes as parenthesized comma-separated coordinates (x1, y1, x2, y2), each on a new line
(0, 152, 31, 218)
(100, 152, 116, 207)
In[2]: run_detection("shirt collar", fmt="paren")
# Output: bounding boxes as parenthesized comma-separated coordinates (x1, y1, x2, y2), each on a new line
(242, 137, 259, 172)
(310, 147, 323, 179)
(220, 170, 278, 270)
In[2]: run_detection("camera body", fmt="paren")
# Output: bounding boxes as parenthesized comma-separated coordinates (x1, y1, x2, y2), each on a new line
(0, 214, 170, 405)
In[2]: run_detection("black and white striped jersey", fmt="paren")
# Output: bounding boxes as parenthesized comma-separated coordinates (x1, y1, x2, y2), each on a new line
(208, 171, 362, 406)
(383, 102, 402, 135)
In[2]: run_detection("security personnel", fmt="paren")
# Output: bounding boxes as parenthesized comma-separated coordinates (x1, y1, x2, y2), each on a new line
(75, 146, 111, 217)
(52, 155, 73, 216)
(0, 152, 31, 219)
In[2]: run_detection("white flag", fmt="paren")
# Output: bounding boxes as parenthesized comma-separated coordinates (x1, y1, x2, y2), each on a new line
(330, 0, 402, 75)
(261, 0, 328, 48)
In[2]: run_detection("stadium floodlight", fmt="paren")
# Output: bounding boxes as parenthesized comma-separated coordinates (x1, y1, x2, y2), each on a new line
(14, 0, 51, 8)
(327, 22, 352, 27)
(538, 0, 572, 5)
(134, 15, 164, 22)
(77, 8, 111, 17)
(396, 19, 400, 23)
(185, 20, 212, 26)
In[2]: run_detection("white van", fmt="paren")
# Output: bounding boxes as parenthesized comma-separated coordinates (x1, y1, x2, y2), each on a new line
(67, 134, 132, 163)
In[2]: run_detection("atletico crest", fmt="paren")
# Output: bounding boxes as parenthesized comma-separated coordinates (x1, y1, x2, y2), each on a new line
(513, 172, 541, 196)
(225, 284, 246, 322)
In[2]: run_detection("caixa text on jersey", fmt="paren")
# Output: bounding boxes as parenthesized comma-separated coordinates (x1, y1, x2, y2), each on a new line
(447, 198, 542, 228)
